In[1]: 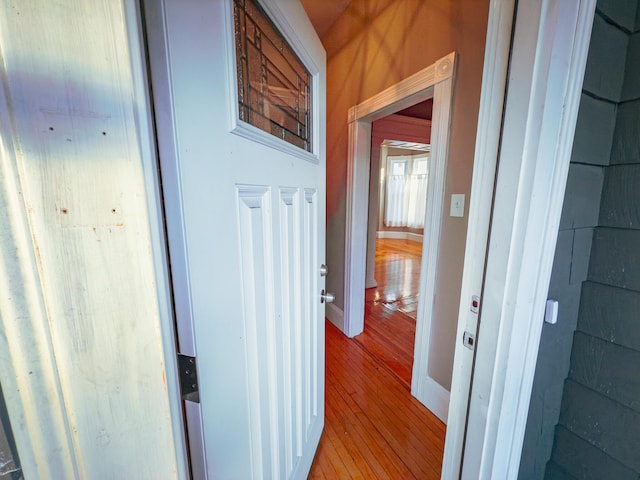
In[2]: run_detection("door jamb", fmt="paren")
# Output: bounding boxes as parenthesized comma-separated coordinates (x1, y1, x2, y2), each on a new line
(341, 52, 456, 423)
(340, 0, 520, 476)
(126, 2, 191, 477)
(442, 0, 517, 477)
(460, 0, 596, 477)
(343, 52, 456, 340)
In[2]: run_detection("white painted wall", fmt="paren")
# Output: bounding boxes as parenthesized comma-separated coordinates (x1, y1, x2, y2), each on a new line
(0, 2, 186, 478)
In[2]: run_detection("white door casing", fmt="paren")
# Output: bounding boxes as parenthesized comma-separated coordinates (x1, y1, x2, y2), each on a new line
(144, 0, 326, 478)
(340, 53, 456, 424)
(460, 0, 595, 478)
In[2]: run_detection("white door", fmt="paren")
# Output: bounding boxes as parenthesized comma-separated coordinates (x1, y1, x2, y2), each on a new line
(144, 0, 326, 478)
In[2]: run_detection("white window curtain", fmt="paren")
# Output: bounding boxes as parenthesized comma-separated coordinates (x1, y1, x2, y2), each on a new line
(384, 153, 429, 228)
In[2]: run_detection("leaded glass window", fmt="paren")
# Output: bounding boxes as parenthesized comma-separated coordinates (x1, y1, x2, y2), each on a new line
(233, 0, 312, 152)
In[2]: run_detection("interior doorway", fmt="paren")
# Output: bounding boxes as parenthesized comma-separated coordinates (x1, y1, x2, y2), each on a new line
(342, 53, 456, 423)
(356, 105, 432, 390)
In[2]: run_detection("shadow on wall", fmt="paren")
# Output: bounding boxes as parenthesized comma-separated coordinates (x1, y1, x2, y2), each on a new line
(323, 0, 485, 219)
(321, 0, 489, 329)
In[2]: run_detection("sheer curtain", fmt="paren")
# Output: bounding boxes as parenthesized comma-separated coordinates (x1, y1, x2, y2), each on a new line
(384, 156, 409, 227)
(384, 153, 429, 228)
(407, 157, 429, 228)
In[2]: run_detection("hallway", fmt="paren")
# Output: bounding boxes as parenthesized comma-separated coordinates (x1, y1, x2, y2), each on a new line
(358, 238, 422, 388)
(310, 239, 444, 478)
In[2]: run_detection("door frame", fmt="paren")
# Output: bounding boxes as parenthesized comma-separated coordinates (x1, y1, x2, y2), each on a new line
(460, 0, 596, 477)
(441, 0, 516, 476)
(341, 53, 455, 425)
(338, 2, 519, 473)
(340, 0, 584, 478)
(140, 1, 209, 474)
(342, 52, 456, 340)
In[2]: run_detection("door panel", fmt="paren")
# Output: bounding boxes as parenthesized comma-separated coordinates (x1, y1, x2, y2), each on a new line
(144, 0, 326, 478)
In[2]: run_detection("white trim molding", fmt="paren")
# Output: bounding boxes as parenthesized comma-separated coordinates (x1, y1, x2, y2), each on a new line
(376, 231, 424, 242)
(461, 0, 596, 478)
(410, 73, 455, 422)
(342, 50, 457, 447)
(343, 52, 456, 339)
(325, 302, 345, 332)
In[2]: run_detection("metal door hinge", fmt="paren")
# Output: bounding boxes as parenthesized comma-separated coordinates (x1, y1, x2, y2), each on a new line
(177, 354, 200, 403)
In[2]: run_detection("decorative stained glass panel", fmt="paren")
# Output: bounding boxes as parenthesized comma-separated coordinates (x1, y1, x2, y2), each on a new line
(233, 0, 312, 152)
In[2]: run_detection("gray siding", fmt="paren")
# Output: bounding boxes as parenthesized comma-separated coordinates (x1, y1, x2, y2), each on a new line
(0, 385, 21, 479)
(579, 281, 640, 351)
(582, 14, 628, 102)
(520, 2, 640, 479)
(558, 381, 640, 472)
(569, 332, 640, 412)
(551, 425, 637, 480)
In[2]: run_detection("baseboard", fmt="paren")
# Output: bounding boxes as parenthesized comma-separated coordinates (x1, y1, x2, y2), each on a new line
(407, 232, 424, 242)
(365, 277, 377, 289)
(377, 231, 424, 242)
(325, 302, 345, 332)
(412, 375, 450, 424)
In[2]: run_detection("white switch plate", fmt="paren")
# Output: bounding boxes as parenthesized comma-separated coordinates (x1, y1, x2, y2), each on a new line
(450, 194, 465, 217)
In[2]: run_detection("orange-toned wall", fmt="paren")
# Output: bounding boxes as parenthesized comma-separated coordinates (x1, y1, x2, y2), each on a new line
(323, 0, 489, 390)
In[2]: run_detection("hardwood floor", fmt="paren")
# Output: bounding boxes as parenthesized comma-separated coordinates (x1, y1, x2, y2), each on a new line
(358, 238, 422, 388)
(309, 238, 445, 479)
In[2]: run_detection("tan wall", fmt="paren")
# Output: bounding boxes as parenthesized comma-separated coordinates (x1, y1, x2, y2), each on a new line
(323, 0, 489, 390)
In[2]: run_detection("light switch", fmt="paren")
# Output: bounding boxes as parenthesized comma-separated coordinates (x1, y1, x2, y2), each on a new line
(450, 194, 465, 217)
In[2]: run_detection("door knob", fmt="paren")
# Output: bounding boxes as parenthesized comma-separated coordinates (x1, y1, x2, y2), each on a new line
(319, 264, 329, 277)
(320, 289, 335, 304)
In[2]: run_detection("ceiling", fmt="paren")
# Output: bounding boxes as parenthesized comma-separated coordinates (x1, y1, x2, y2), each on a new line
(300, 0, 351, 39)
(396, 100, 433, 121)
(300, 1, 432, 121)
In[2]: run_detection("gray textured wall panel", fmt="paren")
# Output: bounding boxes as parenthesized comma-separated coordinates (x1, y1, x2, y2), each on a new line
(559, 164, 604, 230)
(622, 33, 640, 101)
(578, 281, 640, 350)
(559, 380, 640, 471)
(521, 381, 566, 480)
(582, 15, 628, 101)
(588, 227, 640, 290)
(611, 100, 640, 165)
(599, 165, 640, 228)
(569, 95, 616, 167)
(521, 229, 583, 480)
(525, 4, 640, 479)
(543, 461, 574, 480)
(551, 425, 638, 480)
(598, 0, 638, 31)
(569, 331, 640, 411)
(570, 228, 594, 285)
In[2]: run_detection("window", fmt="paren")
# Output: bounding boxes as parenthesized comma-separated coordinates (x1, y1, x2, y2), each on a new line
(384, 153, 430, 228)
(233, 0, 312, 151)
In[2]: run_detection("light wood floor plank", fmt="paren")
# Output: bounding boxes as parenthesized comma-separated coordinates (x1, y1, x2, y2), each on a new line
(309, 239, 445, 478)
